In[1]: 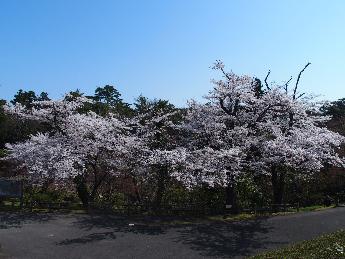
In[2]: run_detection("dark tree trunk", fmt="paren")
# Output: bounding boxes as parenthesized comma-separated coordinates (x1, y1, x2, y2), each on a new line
(74, 175, 90, 209)
(271, 166, 285, 210)
(154, 166, 168, 212)
(132, 177, 141, 203)
(225, 174, 239, 214)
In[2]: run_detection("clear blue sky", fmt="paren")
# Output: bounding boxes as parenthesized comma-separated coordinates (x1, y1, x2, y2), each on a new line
(1, 0, 344, 106)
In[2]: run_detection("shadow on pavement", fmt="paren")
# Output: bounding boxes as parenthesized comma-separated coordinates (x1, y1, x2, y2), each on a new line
(0, 211, 286, 258)
(55, 214, 167, 246)
(2, 209, 345, 258)
(57, 231, 117, 245)
(68, 214, 168, 235)
(59, 213, 282, 258)
(0, 211, 55, 230)
(173, 219, 283, 258)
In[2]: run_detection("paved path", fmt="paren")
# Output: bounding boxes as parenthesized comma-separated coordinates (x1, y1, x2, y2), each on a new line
(0, 207, 345, 259)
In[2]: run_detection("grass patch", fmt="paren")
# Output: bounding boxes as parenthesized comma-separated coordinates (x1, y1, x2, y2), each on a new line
(207, 213, 257, 222)
(151, 206, 336, 226)
(298, 205, 334, 212)
(133, 213, 261, 226)
(250, 230, 345, 259)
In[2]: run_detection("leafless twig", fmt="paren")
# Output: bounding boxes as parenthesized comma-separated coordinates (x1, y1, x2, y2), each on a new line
(264, 70, 271, 90)
(284, 76, 293, 93)
(293, 62, 311, 99)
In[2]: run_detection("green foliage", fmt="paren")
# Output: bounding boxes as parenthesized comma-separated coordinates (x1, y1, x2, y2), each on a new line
(66, 89, 84, 99)
(134, 95, 152, 115)
(11, 89, 50, 108)
(237, 174, 269, 208)
(64, 86, 134, 117)
(0, 99, 6, 108)
(323, 98, 345, 119)
(94, 85, 121, 106)
(0, 91, 49, 149)
(134, 95, 177, 117)
(253, 78, 265, 97)
(159, 183, 225, 214)
(134, 96, 184, 150)
(38, 92, 50, 101)
(0, 99, 45, 148)
(250, 230, 345, 259)
(92, 85, 134, 117)
(322, 98, 345, 137)
(0, 149, 7, 158)
(23, 186, 78, 204)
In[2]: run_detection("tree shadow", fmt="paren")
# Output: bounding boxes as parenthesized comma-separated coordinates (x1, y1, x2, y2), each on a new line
(1, 211, 288, 257)
(56, 214, 167, 245)
(57, 231, 117, 245)
(58, 213, 284, 258)
(68, 213, 174, 235)
(0, 211, 55, 230)
(173, 219, 285, 258)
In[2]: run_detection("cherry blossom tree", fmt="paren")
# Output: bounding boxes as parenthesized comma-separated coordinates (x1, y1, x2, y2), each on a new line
(257, 64, 345, 205)
(3, 94, 187, 209)
(182, 61, 345, 211)
(3, 64, 344, 213)
(4, 95, 139, 208)
(181, 65, 267, 212)
(133, 97, 187, 210)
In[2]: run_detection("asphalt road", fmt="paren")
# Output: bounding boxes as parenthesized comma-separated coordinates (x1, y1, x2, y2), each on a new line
(0, 207, 345, 259)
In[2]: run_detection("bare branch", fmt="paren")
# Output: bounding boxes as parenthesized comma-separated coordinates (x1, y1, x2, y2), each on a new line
(220, 67, 232, 82)
(289, 113, 294, 127)
(233, 99, 240, 114)
(219, 96, 240, 117)
(255, 103, 285, 123)
(219, 98, 232, 115)
(297, 92, 305, 99)
(293, 62, 311, 100)
(284, 76, 293, 93)
(264, 70, 271, 90)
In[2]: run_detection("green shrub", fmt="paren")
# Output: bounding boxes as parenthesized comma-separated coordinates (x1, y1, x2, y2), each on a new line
(251, 230, 345, 259)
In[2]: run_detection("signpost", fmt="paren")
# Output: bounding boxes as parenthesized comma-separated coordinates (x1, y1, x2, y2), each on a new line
(0, 179, 23, 208)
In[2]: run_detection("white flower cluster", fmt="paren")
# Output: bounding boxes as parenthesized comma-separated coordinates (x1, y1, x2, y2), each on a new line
(180, 62, 345, 187)
(3, 63, 345, 190)
(5, 96, 140, 183)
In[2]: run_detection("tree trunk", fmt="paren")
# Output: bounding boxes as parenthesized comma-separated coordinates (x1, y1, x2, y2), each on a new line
(225, 175, 239, 214)
(132, 176, 141, 203)
(271, 166, 285, 210)
(154, 166, 168, 212)
(74, 175, 90, 209)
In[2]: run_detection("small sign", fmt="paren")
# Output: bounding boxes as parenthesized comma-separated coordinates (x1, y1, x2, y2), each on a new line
(0, 179, 23, 198)
(225, 204, 232, 209)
